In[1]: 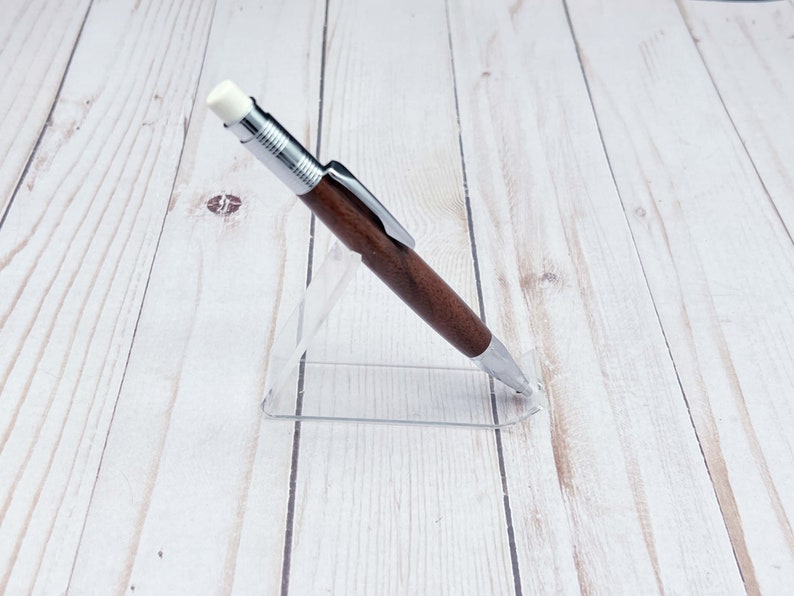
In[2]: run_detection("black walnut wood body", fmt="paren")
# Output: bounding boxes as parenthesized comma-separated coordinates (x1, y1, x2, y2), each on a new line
(300, 175, 491, 358)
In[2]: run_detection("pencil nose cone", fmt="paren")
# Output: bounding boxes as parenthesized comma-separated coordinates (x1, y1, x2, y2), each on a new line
(471, 335, 532, 394)
(207, 80, 253, 124)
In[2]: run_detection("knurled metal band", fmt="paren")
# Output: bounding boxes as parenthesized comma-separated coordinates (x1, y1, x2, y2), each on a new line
(227, 102, 322, 195)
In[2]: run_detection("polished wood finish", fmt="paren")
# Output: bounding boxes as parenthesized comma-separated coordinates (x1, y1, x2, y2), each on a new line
(300, 175, 492, 358)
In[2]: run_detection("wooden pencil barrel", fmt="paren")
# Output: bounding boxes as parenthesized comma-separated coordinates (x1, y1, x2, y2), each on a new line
(299, 175, 492, 358)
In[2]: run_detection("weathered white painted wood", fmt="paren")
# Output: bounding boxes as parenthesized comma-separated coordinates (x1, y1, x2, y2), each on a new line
(448, 0, 744, 593)
(285, 0, 516, 593)
(0, 0, 92, 214)
(1, 0, 791, 593)
(67, 1, 325, 594)
(679, 0, 794, 234)
(565, 0, 794, 591)
(0, 0, 215, 593)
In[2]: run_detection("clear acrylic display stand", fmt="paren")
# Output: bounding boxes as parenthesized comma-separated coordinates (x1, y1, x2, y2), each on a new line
(262, 242, 545, 428)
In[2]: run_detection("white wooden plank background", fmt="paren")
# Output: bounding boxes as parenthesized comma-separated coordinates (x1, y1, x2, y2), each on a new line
(69, 1, 323, 593)
(564, 0, 794, 591)
(449, 0, 743, 592)
(0, 0, 92, 216)
(287, 0, 515, 593)
(1, 0, 793, 594)
(0, 0, 216, 592)
(680, 0, 794, 232)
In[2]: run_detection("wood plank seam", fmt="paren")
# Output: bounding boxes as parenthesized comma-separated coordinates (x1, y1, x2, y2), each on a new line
(560, 0, 761, 590)
(279, 216, 316, 596)
(673, 0, 794, 250)
(444, 0, 523, 593)
(279, 0, 330, 592)
(551, 15, 688, 592)
(1, 0, 219, 588)
(279, 0, 520, 591)
(673, 2, 794, 582)
(60, 0, 221, 590)
(63, 1, 324, 592)
(84, 4, 222, 589)
(0, 0, 94, 229)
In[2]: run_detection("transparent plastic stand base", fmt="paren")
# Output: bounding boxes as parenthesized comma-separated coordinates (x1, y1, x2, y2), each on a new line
(262, 242, 545, 428)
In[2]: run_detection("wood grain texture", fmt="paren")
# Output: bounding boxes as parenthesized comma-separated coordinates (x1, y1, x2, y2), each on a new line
(0, 0, 215, 593)
(448, 0, 744, 593)
(285, 0, 517, 593)
(564, 0, 794, 591)
(679, 0, 794, 234)
(1, 0, 792, 593)
(0, 0, 92, 216)
(66, 0, 325, 594)
(301, 175, 491, 357)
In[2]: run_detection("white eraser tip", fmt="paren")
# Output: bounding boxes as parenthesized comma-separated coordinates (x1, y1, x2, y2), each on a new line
(206, 80, 253, 124)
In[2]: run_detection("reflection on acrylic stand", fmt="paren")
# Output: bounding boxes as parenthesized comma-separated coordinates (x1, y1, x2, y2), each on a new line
(263, 241, 545, 428)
